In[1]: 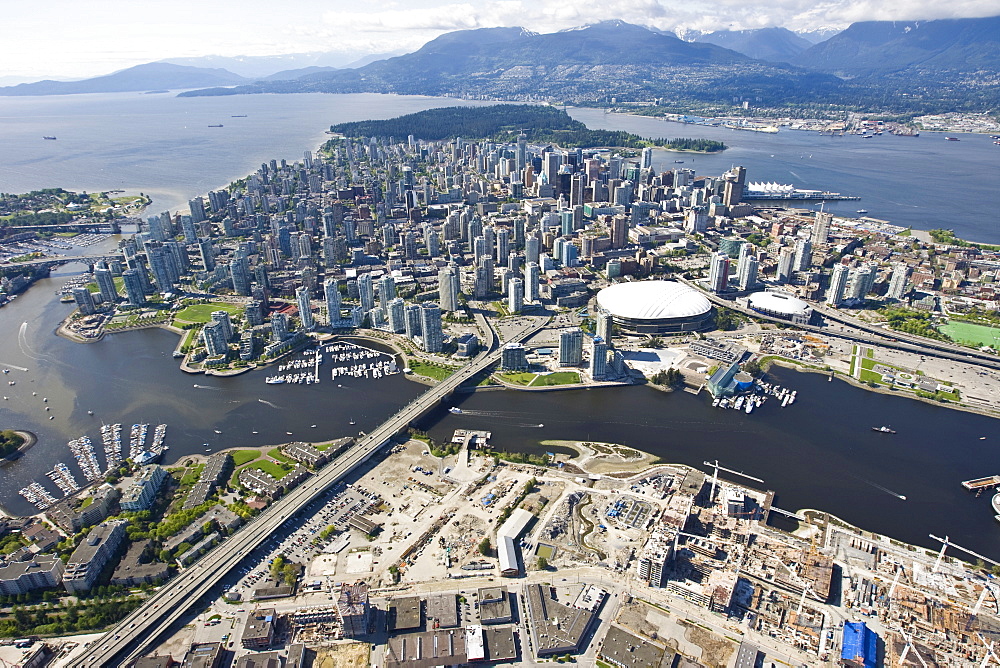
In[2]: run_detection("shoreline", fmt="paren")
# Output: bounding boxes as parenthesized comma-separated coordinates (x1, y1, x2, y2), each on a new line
(766, 358, 1000, 421)
(0, 430, 38, 467)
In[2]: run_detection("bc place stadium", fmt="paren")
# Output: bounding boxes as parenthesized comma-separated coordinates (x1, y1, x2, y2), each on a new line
(595, 281, 713, 334)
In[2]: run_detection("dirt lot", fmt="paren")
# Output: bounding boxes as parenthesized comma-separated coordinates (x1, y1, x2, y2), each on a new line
(313, 642, 371, 668)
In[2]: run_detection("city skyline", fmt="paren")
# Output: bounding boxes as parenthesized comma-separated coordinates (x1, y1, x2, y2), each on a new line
(3, 0, 997, 81)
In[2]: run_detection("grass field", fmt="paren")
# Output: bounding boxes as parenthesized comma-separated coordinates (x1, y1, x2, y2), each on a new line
(243, 459, 293, 479)
(231, 449, 262, 466)
(531, 371, 581, 386)
(268, 448, 297, 466)
(173, 302, 243, 324)
(498, 371, 581, 386)
(939, 321, 1000, 348)
(497, 372, 535, 386)
(408, 361, 456, 381)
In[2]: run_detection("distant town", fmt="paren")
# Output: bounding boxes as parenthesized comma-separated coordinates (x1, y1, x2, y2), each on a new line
(2, 106, 1000, 667)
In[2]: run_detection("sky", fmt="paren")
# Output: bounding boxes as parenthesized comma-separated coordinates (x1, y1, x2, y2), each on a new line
(3, 0, 999, 81)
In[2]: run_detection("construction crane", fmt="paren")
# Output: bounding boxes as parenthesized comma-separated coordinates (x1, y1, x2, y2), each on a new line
(977, 632, 1000, 668)
(897, 630, 929, 667)
(929, 534, 1000, 573)
(703, 460, 764, 506)
(770, 555, 818, 616)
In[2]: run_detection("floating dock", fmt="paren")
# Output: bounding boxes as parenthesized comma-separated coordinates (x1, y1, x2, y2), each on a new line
(962, 476, 1000, 491)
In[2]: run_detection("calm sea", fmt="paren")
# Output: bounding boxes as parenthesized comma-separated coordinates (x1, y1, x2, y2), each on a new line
(569, 108, 1000, 244)
(0, 92, 996, 241)
(0, 92, 490, 215)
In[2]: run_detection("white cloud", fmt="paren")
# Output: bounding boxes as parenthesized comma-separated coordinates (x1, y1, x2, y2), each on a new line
(4, 0, 999, 78)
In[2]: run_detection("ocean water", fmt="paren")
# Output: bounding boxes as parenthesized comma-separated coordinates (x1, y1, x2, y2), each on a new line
(569, 108, 1000, 243)
(1, 92, 996, 241)
(0, 91, 490, 215)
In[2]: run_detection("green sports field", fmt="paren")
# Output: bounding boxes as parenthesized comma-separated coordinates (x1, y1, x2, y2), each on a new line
(173, 302, 243, 324)
(938, 321, 1000, 347)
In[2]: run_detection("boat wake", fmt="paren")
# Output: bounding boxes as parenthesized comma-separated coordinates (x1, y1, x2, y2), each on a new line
(0, 362, 29, 373)
(856, 476, 907, 501)
(257, 399, 280, 409)
(17, 322, 50, 362)
(192, 384, 221, 390)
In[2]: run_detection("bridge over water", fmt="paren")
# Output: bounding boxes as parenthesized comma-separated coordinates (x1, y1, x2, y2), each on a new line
(76, 315, 540, 666)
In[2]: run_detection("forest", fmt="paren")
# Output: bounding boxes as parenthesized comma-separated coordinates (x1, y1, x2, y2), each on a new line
(329, 105, 726, 152)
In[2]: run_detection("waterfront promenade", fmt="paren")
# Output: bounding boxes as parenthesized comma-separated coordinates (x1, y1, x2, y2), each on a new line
(74, 315, 537, 666)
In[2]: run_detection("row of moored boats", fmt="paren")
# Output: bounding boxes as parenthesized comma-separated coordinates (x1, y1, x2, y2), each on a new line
(18, 423, 167, 510)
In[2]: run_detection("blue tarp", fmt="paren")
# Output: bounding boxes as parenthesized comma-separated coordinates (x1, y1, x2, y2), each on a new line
(841, 622, 877, 668)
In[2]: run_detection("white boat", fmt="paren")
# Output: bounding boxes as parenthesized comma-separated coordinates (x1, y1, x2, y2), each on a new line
(449, 407, 463, 414)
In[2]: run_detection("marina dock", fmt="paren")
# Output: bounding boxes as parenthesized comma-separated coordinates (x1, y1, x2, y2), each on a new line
(962, 475, 1000, 491)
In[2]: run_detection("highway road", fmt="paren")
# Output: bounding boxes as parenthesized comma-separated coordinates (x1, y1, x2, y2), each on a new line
(76, 316, 541, 666)
(676, 277, 1000, 373)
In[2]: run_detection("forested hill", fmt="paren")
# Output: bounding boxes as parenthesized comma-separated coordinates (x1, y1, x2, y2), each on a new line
(328, 105, 726, 151)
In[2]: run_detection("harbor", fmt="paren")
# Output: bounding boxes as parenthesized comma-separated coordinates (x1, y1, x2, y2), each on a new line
(16, 422, 168, 510)
(265, 340, 400, 385)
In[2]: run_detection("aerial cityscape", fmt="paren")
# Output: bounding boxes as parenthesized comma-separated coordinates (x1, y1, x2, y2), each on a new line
(1, 4, 1000, 668)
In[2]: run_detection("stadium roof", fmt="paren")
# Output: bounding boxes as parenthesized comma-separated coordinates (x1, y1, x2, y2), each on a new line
(596, 281, 711, 321)
(747, 290, 812, 316)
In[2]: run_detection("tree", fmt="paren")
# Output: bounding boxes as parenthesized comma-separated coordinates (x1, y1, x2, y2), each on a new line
(478, 537, 492, 557)
(537, 556, 549, 570)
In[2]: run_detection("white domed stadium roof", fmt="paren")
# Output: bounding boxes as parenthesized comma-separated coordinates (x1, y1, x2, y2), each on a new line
(596, 281, 711, 321)
(747, 290, 811, 316)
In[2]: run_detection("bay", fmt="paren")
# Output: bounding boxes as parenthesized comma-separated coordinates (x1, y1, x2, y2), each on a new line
(569, 108, 1000, 244)
(0, 92, 490, 215)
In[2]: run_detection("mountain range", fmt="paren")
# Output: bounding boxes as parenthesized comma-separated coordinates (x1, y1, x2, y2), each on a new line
(793, 16, 1000, 75)
(694, 27, 813, 63)
(177, 21, 842, 106)
(0, 63, 248, 96)
(2, 16, 997, 112)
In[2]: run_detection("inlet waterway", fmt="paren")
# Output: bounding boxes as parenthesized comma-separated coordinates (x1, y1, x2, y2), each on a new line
(1, 249, 999, 559)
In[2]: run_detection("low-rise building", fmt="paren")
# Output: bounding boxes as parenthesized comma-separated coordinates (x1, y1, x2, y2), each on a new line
(281, 442, 327, 468)
(0, 556, 63, 595)
(63, 520, 127, 594)
(523, 583, 603, 657)
(385, 629, 467, 668)
(234, 652, 282, 668)
(180, 642, 223, 668)
(241, 608, 276, 649)
(689, 339, 746, 365)
(110, 539, 169, 586)
(478, 586, 513, 625)
(47, 483, 119, 533)
(425, 592, 458, 629)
